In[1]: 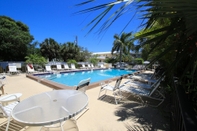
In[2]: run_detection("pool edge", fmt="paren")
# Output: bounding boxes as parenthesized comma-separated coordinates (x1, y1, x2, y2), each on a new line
(26, 73, 129, 90)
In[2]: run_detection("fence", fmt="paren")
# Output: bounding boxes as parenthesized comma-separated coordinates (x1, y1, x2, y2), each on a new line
(0, 61, 25, 73)
(172, 84, 197, 131)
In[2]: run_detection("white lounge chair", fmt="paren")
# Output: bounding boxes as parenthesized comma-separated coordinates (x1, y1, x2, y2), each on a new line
(0, 101, 19, 131)
(128, 72, 157, 84)
(76, 78, 91, 93)
(45, 65, 52, 72)
(80, 64, 87, 69)
(99, 64, 106, 69)
(63, 64, 70, 70)
(71, 64, 77, 70)
(56, 64, 62, 71)
(124, 76, 163, 90)
(8, 65, 19, 75)
(98, 76, 123, 104)
(26, 64, 37, 74)
(75, 78, 91, 120)
(91, 64, 94, 68)
(87, 64, 91, 69)
(120, 76, 165, 107)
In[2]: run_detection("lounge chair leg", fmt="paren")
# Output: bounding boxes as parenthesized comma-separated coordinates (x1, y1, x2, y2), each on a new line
(98, 89, 102, 99)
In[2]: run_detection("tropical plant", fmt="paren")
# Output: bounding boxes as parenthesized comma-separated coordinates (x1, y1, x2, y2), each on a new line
(134, 58, 143, 64)
(27, 41, 41, 55)
(0, 16, 34, 61)
(77, 47, 92, 62)
(67, 59, 77, 67)
(40, 38, 60, 61)
(25, 54, 47, 65)
(89, 55, 99, 66)
(75, 0, 197, 112)
(60, 42, 80, 61)
(112, 32, 134, 65)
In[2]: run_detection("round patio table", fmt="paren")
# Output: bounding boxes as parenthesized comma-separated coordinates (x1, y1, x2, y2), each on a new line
(11, 90, 88, 127)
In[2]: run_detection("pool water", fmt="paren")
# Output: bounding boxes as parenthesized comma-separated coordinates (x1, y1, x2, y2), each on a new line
(37, 69, 136, 87)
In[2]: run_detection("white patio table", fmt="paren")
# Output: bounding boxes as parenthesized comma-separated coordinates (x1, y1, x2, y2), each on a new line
(11, 90, 88, 130)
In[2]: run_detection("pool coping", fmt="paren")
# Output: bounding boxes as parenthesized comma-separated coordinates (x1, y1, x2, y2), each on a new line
(26, 69, 131, 90)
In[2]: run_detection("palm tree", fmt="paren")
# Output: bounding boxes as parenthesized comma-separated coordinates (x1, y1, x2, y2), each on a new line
(60, 42, 80, 61)
(75, 0, 197, 82)
(112, 32, 134, 66)
(75, 0, 197, 111)
(40, 38, 60, 61)
(25, 54, 47, 65)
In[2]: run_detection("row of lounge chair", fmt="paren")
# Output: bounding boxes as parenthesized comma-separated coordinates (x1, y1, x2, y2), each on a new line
(98, 70, 165, 107)
(7, 63, 102, 75)
(26, 63, 78, 74)
(80, 63, 100, 69)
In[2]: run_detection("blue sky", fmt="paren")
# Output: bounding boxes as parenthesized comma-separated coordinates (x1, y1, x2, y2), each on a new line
(0, 0, 145, 52)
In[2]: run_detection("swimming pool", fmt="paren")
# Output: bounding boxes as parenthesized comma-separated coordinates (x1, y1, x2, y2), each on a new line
(36, 69, 136, 86)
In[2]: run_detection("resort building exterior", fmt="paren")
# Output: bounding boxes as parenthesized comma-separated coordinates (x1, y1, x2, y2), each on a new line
(92, 51, 141, 62)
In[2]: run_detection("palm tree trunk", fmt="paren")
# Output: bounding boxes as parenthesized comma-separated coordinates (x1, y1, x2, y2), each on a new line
(119, 48, 122, 67)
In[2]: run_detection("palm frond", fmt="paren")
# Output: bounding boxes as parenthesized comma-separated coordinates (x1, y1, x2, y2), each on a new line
(74, 0, 94, 6)
(74, 0, 136, 34)
(84, 5, 114, 35)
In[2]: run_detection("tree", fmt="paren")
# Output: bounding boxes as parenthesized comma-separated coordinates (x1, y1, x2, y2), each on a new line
(112, 32, 134, 65)
(0, 16, 34, 61)
(67, 59, 77, 67)
(60, 42, 80, 61)
(77, 47, 92, 62)
(27, 41, 41, 55)
(89, 55, 99, 66)
(40, 38, 60, 61)
(75, 0, 197, 111)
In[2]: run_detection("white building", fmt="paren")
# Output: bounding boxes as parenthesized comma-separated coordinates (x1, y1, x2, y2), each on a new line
(92, 52, 117, 62)
(92, 51, 141, 62)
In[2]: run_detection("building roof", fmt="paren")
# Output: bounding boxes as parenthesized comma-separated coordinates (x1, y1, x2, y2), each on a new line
(92, 51, 112, 55)
(92, 51, 140, 55)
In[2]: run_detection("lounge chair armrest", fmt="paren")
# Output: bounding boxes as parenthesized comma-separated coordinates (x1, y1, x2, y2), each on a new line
(0, 94, 19, 101)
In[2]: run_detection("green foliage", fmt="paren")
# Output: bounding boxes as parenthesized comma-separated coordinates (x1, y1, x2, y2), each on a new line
(104, 57, 117, 64)
(27, 41, 41, 55)
(136, 0, 197, 110)
(60, 43, 92, 62)
(67, 59, 77, 67)
(112, 32, 135, 63)
(0, 16, 34, 61)
(25, 54, 47, 65)
(77, 47, 91, 62)
(75, 0, 197, 112)
(60, 42, 80, 61)
(134, 58, 143, 64)
(40, 38, 60, 61)
(89, 56, 99, 65)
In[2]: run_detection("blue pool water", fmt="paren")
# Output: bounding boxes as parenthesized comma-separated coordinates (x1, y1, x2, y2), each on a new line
(37, 69, 136, 86)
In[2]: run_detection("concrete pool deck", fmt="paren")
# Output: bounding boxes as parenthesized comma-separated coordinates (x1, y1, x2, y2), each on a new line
(0, 73, 170, 131)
